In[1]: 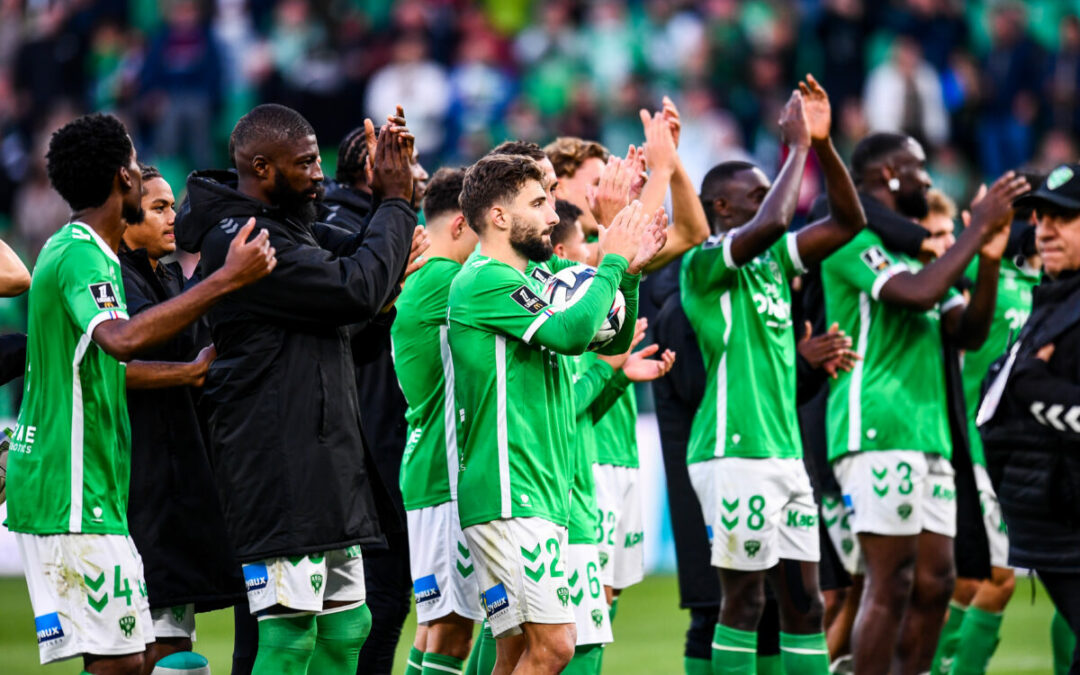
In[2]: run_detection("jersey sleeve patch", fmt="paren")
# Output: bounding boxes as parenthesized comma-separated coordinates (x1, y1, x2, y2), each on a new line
(88, 282, 121, 310)
(509, 285, 548, 314)
(859, 246, 892, 272)
(529, 266, 553, 283)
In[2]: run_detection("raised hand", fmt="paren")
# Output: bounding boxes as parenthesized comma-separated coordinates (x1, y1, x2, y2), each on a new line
(599, 200, 648, 263)
(622, 343, 677, 382)
(402, 225, 430, 281)
(661, 96, 681, 148)
(629, 207, 668, 275)
(797, 74, 831, 143)
(598, 318, 648, 370)
(968, 172, 1030, 259)
(640, 109, 678, 174)
(221, 217, 277, 289)
(589, 156, 632, 227)
(625, 145, 648, 202)
(797, 321, 858, 378)
(779, 90, 811, 149)
(371, 121, 415, 202)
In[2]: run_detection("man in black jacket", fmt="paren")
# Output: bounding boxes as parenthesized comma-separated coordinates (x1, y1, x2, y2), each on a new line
(120, 165, 244, 671)
(174, 103, 417, 675)
(981, 164, 1080, 672)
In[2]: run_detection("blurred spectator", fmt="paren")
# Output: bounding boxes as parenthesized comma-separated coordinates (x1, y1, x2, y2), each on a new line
(816, 0, 867, 107)
(1032, 128, 1079, 173)
(864, 35, 949, 150)
(365, 31, 450, 161)
(139, 0, 224, 171)
(978, 1, 1045, 178)
(1046, 14, 1080, 140)
(445, 25, 516, 161)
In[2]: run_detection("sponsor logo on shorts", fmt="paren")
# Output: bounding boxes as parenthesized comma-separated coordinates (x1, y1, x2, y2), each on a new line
(842, 494, 853, 508)
(483, 583, 510, 618)
(243, 563, 269, 592)
(744, 540, 761, 558)
(623, 531, 643, 548)
(932, 484, 956, 500)
(705, 525, 713, 542)
(786, 511, 817, 528)
(414, 574, 442, 604)
(34, 612, 64, 644)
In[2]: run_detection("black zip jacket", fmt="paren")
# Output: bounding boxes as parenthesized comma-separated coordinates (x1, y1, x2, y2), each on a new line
(174, 170, 416, 561)
(120, 245, 244, 610)
(982, 270, 1080, 573)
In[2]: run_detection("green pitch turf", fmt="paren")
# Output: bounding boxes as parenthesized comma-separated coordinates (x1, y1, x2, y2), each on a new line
(0, 574, 1058, 673)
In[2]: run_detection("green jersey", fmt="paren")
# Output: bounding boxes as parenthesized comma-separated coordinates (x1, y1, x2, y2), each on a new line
(448, 252, 636, 529)
(961, 257, 1038, 466)
(392, 257, 462, 511)
(6, 222, 131, 535)
(680, 231, 806, 463)
(568, 353, 630, 545)
(594, 388, 638, 468)
(822, 229, 965, 462)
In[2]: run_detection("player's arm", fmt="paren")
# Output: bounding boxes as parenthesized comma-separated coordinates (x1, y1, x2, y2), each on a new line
(0, 239, 30, 296)
(91, 219, 275, 362)
(642, 98, 709, 272)
(791, 76, 867, 265)
(126, 346, 215, 389)
(878, 173, 1028, 313)
(726, 91, 811, 266)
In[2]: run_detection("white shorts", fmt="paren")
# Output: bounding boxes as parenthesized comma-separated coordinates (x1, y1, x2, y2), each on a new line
(150, 604, 196, 641)
(566, 544, 612, 646)
(593, 464, 644, 589)
(16, 533, 154, 665)
(407, 501, 483, 623)
(462, 517, 575, 639)
(834, 451, 956, 538)
(689, 457, 819, 571)
(821, 492, 863, 576)
(974, 465, 1010, 569)
(242, 545, 366, 615)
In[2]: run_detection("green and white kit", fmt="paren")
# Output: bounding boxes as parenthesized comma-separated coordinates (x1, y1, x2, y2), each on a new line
(242, 547, 366, 615)
(822, 228, 965, 537)
(681, 231, 819, 571)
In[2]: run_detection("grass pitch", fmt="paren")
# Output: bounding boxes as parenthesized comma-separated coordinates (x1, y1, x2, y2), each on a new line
(0, 574, 1057, 673)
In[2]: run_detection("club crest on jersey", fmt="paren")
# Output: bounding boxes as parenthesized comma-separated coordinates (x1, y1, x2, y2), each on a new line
(483, 583, 510, 617)
(414, 574, 442, 604)
(860, 246, 891, 272)
(510, 285, 548, 314)
(118, 614, 136, 638)
(89, 282, 119, 309)
(35, 612, 65, 644)
(242, 563, 268, 592)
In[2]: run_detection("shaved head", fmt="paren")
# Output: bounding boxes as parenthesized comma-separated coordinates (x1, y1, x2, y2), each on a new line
(230, 104, 316, 166)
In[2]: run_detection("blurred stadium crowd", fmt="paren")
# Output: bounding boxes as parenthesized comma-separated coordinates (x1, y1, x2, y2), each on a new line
(2, 0, 1080, 273)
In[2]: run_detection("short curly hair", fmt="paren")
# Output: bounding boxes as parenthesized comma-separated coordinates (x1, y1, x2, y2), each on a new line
(488, 140, 546, 162)
(543, 137, 609, 179)
(460, 155, 544, 234)
(46, 113, 134, 210)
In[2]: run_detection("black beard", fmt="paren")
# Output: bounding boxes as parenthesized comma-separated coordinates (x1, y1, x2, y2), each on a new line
(509, 217, 553, 262)
(270, 173, 322, 225)
(122, 201, 145, 225)
(895, 189, 930, 219)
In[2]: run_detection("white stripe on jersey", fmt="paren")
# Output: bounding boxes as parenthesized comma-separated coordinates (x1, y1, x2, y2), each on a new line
(714, 291, 733, 458)
(848, 292, 872, 451)
(440, 326, 459, 500)
(69, 332, 93, 532)
(495, 335, 512, 517)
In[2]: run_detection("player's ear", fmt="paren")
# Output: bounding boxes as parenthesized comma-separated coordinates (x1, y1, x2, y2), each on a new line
(713, 197, 728, 217)
(882, 164, 900, 192)
(117, 165, 134, 192)
(489, 204, 507, 232)
(451, 213, 467, 239)
(251, 154, 271, 180)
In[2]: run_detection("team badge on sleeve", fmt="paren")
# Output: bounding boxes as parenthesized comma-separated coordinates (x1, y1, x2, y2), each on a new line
(860, 246, 891, 272)
(88, 282, 120, 309)
(510, 285, 548, 314)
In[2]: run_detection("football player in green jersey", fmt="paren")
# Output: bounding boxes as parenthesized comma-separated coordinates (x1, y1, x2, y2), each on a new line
(823, 132, 1030, 674)
(448, 154, 665, 674)
(394, 167, 484, 675)
(6, 113, 274, 675)
(682, 76, 868, 674)
(928, 190, 1041, 675)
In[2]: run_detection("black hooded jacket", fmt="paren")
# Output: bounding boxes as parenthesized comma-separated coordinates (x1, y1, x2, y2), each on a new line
(174, 170, 416, 561)
(981, 270, 1080, 572)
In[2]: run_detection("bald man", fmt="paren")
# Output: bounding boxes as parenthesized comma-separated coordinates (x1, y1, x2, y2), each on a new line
(174, 103, 417, 675)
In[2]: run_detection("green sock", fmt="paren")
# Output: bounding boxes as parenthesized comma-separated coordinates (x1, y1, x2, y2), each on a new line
(1053, 609, 1077, 675)
(685, 656, 713, 675)
(306, 603, 371, 675)
(465, 621, 497, 675)
(779, 632, 829, 675)
(953, 606, 1003, 674)
(609, 596, 620, 626)
(931, 601, 967, 675)
(406, 645, 426, 675)
(423, 651, 466, 675)
(755, 653, 782, 675)
(563, 644, 603, 674)
(252, 613, 317, 675)
(711, 623, 756, 674)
